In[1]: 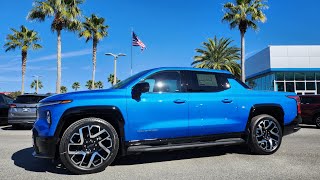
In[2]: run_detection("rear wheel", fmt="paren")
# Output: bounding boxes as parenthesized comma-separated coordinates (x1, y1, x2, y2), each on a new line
(247, 114, 282, 155)
(59, 118, 119, 174)
(315, 116, 320, 129)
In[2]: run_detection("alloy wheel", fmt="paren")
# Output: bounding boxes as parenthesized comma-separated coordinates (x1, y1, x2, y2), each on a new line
(255, 119, 280, 152)
(67, 125, 113, 169)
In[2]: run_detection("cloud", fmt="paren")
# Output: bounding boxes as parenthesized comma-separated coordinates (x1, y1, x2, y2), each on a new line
(30, 48, 92, 63)
(0, 65, 68, 73)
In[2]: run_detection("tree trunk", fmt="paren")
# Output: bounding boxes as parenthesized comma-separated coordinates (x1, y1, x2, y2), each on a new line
(56, 30, 62, 94)
(240, 31, 246, 83)
(91, 39, 97, 90)
(21, 50, 27, 95)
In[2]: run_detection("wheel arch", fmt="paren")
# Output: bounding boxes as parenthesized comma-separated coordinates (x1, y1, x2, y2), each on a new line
(246, 103, 285, 133)
(54, 106, 126, 156)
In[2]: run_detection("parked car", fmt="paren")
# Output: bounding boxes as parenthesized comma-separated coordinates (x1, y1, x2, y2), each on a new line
(8, 94, 49, 129)
(299, 95, 320, 128)
(0, 94, 14, 125)
(32, 67, 301, 174)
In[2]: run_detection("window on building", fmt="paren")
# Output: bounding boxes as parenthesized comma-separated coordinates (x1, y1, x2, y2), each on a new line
(284, 72, 294, 81)
(295, 72, 305, 81)
(316, 72, 320, 80)
(276, 82, 284, 91)
(306, 82, 316, 90)
(275, 72, 284, 80)
(296, 82, 305, 90)
(306, 72, 315, 80)
(317, 83, 320, 94)
(285, 82, 295, 92)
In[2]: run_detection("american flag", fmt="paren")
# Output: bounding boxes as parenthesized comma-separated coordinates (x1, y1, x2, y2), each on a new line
(132, 32, 146, 51)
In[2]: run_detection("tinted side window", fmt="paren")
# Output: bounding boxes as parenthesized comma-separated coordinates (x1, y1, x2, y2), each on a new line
(187, 71, 230, 92)
(143, 71, 182, 93)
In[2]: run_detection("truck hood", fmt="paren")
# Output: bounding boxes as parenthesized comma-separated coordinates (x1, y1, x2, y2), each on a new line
(40, 88, 126, 103)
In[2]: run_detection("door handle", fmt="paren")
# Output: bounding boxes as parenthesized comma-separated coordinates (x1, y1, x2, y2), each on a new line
(174, 99, 186, 104)
(222, 99, 233, 103)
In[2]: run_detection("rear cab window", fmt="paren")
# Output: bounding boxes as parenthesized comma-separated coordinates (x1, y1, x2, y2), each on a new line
(186, 71, 231, 92)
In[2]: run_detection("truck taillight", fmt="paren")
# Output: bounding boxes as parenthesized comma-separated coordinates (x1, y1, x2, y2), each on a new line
(287, 96, 301, 115)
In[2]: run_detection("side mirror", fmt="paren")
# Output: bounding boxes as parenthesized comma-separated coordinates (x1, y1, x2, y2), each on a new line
(132, 82, 150, 100)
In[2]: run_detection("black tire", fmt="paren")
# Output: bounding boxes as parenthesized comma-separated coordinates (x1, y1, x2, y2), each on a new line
(247, 114, 282, 155)
(59, 117, 119, 174)
(314, 116, 320, 129)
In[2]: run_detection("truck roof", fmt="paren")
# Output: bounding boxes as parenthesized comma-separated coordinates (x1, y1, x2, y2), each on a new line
(148, 67, 232, 74)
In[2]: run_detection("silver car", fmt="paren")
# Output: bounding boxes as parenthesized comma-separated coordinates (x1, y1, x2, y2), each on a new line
(8, 94, 48, 128)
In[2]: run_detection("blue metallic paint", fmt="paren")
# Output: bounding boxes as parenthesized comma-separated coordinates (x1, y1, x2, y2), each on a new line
(34, 67, 298, 142)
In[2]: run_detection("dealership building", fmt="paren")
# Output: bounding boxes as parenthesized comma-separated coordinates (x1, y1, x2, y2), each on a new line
(245, 45, 320, 95)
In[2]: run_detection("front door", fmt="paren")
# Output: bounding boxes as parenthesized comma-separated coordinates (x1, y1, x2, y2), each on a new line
(126, 70, 189, 141)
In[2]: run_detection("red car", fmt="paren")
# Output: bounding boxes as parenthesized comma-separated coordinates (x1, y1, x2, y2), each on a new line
(300, 95, 320, 128)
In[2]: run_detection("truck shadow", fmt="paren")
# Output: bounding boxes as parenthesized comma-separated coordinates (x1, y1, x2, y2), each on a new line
(112, 144, 250, 166)
(12, 145, 250, 174)
(11, 147, 70, 175)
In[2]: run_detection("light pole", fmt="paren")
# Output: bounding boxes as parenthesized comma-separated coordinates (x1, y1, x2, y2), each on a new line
(32, 75, 42, 94)
(105, 53, 126, 85)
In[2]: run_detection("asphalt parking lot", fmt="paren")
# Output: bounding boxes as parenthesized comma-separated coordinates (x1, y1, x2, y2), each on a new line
(0, 125, 319, 180)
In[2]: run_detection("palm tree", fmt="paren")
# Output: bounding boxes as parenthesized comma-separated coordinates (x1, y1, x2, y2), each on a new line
(4, 25, 42, 95)
(72, 82, 80, 91)
(95, 81, 104, 89)
(79, 14, 108, 90)
(222, 0, 268, 82)
(30, 79, 43, 93)
(85, 80, 93, 90)
(192, 36, 241, 78)
(60, 86, 67, 93)
(28, 0, 84, 93)
(107, 74, 120, 86)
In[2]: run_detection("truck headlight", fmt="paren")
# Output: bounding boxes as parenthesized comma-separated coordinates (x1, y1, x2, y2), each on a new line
(39, 100, 72, 107)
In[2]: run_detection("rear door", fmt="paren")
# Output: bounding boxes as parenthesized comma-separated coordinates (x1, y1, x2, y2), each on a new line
(186, 71, 239, 136)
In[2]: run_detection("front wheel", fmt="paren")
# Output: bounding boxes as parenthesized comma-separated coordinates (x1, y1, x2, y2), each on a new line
(247, 114, 282, 155)
(59, 118, 119, 174)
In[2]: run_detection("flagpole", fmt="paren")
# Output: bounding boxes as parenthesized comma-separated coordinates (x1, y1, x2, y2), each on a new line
(130, 28, 133, 76)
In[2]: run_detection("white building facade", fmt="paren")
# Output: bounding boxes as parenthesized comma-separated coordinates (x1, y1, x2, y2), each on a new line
(246, 45, 320, 95)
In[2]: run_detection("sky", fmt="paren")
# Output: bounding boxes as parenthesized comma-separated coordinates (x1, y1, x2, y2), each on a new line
(1, 0, 320, 93)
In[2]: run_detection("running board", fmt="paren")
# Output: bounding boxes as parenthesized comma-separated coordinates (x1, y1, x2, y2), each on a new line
(127, 138, 245, 152)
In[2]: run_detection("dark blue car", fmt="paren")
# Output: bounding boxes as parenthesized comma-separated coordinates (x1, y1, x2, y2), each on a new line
(32, 67, 301, 174)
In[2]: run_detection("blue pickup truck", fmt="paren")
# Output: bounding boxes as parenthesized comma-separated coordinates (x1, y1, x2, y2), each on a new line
(32, 67, 301, 174)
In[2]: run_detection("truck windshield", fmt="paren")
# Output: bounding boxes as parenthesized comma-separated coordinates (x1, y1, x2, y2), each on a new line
(112, 70, 151, 89)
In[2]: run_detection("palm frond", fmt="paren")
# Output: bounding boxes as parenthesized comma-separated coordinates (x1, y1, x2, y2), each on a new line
(192, 36, 241, 77)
